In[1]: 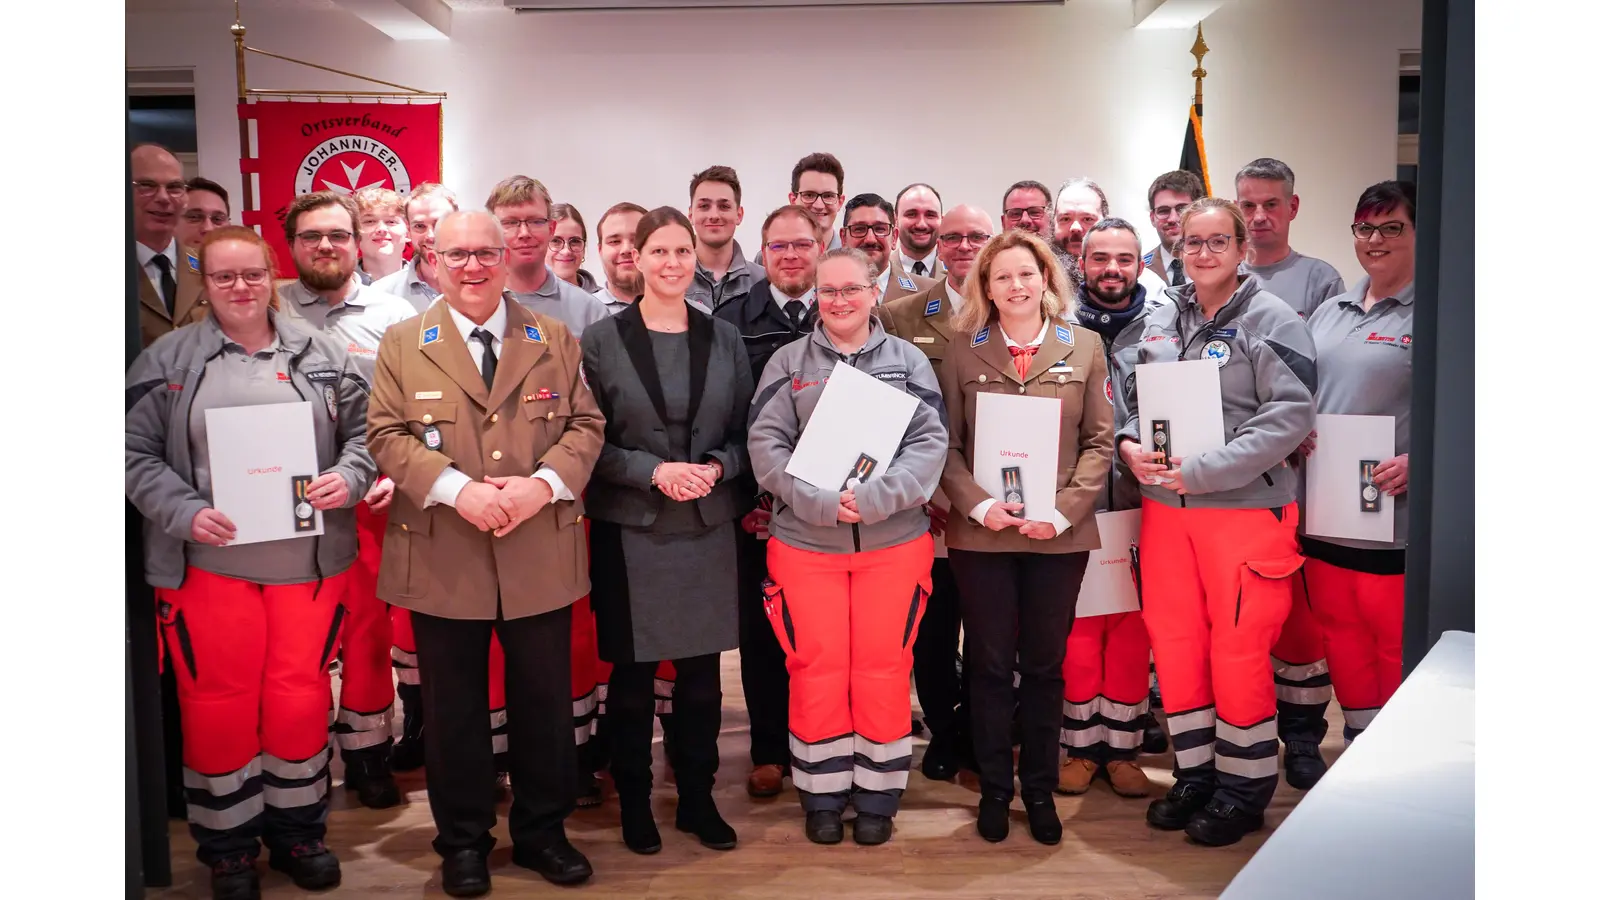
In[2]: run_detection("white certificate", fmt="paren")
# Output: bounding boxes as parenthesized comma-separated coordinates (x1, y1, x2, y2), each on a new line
(1076, 509, 1142, 618)
(1134, 358, 1226, 460)
(205, 401, 324, 546)
(972, 392, 1061, 522)
(1305, 413, 1395, 542)
(785, 361, 920, 491)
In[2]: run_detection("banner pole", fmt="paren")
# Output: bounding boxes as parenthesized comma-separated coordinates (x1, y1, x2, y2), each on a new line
(232, 3, 255, 214)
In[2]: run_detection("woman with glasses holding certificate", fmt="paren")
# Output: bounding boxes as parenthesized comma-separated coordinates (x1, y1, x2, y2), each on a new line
(126, 226, 374, 900)
(1116, 197, 1317, 848)
(1296, 181, 1418, 744)
(746, 247, 947, 847)
(936, 229, 1113, 846)
(579, 207, 750, 855)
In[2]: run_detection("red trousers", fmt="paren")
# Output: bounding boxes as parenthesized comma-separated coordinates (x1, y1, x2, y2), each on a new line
(157, 567, 346, 862)
(765, 534, 933, 817)
(1140, 500, 1303, 814)
(1303, 558, 1405, 739)
(1061, 611, 1152, 762)
(335, 502, 396, 755)
(1270, 567, 1332, 742)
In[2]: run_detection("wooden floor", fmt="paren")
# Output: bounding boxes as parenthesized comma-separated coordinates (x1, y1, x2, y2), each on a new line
(153, 651, 1344, 899)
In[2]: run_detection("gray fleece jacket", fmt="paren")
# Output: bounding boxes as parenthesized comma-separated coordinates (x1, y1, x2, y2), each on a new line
(747, 319, 948, 554)
(1118, 276, 1317, 510)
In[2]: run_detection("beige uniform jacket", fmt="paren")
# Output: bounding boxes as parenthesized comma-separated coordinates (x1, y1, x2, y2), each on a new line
(137, 244, 208, 349)
(937, 316, 1114, 555)
(367, 298, 605, 620)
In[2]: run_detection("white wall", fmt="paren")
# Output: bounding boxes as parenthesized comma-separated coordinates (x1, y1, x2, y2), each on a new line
(126, 0, 1420, 280)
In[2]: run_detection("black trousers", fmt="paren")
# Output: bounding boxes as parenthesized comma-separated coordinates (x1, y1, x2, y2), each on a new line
(949, 549, 1088, 802)
(608, 653, 721, 800)
(735, 528, 789, 767)
(412, 603, 575, 857)
(912, 555, 967, 741)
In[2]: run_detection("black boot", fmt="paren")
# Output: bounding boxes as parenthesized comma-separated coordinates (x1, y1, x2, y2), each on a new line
(976, 796, 1011, 842)
(620, 796, 662, 854)
(920, 732, 960, 781)
(267, 840, 341, 891)
(1023, 797, 1062, 845)
(852, 812, 894, 845)
(1185, 798, 1265, 846)
(805, 810, 844, 845)
(675, 793, 737, 850)
(390, 682, 425, 772)
(1140, 714, 1169, 755)
(1283, 740, 1328, 790)
(1147, 782, 1212, 830)
(343, 749, 402, 809)
(209, 855, 260, 900)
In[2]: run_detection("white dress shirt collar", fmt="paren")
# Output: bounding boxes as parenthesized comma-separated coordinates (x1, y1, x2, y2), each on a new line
(899, 249, 937, 276)
(136, 239, 178, 271)
(445, 297, 508, 349)
(1000, 319, 1048, 349)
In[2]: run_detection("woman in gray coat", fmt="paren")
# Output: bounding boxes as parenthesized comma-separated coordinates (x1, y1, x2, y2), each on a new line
(579, 207, 754, 855)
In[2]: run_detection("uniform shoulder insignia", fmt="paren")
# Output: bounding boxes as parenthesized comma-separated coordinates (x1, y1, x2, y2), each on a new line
(898, 276, 917, 291)
(186, 252, 200, 273)
(971, 325, 989, 347)
(924, 297, 942, 317)
(524, 323, 545, 344)
(1055, 323, 1074, 346)
(1142, 250, 1155, 267)
(420, 324, 441, 347)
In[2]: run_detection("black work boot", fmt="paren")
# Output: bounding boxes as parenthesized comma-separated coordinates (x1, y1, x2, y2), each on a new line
(343, 748, 402, 809)
(1283, 739, 1328, 790)
(390, 682, 425, 772)
(209, 855, 260, 900)
(1147, 782, 1211, 831)
(268, 840, 341, 890)
(1140, 713, 1169, 754)
(805, 810, 844, 845)
(675, 792, 737, 850)
(1185, 798, 1265, 846)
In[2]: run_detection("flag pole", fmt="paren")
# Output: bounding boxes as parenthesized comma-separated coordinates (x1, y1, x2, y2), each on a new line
(1189, 24, 1213, 195)
(1191, 23, 1208, 109)
(232, 1, 255, 213)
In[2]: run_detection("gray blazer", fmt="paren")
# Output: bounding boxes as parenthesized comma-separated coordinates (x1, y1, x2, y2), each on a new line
(579, 301, 754, 528)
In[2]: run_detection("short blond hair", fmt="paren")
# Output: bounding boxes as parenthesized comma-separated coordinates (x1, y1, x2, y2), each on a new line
(353, 186, 403, 219)
(402, 182, 458, 220)
(950, 229, 1072, 334)
(484, 175, 553, 215)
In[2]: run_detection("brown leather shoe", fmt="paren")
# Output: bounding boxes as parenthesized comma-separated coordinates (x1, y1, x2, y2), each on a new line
(746, 764, 785, 798)
(1106, 760, 1151, 797)
(1055, 757, 1098, 795)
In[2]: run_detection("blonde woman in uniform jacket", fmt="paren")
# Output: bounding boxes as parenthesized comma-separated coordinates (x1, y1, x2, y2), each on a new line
(937, 229, 1114, 845)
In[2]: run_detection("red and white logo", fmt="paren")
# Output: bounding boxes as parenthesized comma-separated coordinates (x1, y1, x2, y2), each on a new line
(1104, 375, 1113, 404)
(1400, 333, 1413, 345)
(295, 137, 413, 196)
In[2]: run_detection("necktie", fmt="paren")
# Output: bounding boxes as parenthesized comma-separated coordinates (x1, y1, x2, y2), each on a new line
(784, 299, 808, 330)
(912, 260, 927, 276)
(150, 254, 177, 316)
(471, 327, 497, 388)
(1168, 257, 1187, 287)
(1009, 345, 1037, 381)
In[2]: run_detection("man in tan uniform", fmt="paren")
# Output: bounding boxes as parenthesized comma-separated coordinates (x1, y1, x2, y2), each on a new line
(368, 210, 604, 896)
(131, 143, 207, 348)
(878, 203, 994, 780)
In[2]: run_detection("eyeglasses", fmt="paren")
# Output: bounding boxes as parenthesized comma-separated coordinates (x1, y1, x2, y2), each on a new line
(548, 237, 586, 252)
(132, 180, 188, 198)
(1002, 206, 1048, 222)
(1351, 221, 1409, 241)
(937, 232, 992, 248)
(500, 217, 551, 234)
(795, 191, 841, 207)
(1152, 203, 1191, 219)
(206, 268, 271, 288)
(817, 284, 874, 301)
(765, 239, 819, 256)
(1181, 234, 1236, 255)
(844, 223, 892, 239)
(183, 211, 230, 226)
(295, 230, 354, 247)
(439, 247, 506, 268)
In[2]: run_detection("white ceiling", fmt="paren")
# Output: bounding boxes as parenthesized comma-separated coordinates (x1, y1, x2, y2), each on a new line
(125, 0, 502, 11)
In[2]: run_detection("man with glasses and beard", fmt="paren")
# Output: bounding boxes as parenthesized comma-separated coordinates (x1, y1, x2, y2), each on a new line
(1055, 217, 1167, 800)
(275, 192, 419, 812)
(894, 183, 944, 280)
(878, 203, 996, 781)
(839, 193, 934, 305)
(487, 176, 610, 340)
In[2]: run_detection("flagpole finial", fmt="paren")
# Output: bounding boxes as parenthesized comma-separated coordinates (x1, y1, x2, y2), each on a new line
(1190, 23, 1209, 106)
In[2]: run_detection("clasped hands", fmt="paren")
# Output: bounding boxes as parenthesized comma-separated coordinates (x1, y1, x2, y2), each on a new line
(1120, 438, 1192, 494)
(655, 460, 722, 502)
(456, 476, 555, 537)
(979, 501, 1056, 540)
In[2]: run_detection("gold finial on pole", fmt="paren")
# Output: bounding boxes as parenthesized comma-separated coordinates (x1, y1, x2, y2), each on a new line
(1190, 23, 1209, 107)
(232, 1, 248, 101)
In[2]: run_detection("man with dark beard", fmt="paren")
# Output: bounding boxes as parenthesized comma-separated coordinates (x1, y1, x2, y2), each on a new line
(894, 183, 944, 279)
(839, 193, 934, 305)
(1055, 217, 1164, 799)
(1051, 178, 1108, 291)
(275, 191, 419, 811)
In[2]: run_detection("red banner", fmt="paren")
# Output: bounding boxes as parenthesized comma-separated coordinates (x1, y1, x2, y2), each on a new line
(239, 100, 442, 276)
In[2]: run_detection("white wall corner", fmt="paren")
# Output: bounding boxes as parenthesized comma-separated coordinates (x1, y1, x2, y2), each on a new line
(1133, 0, 1232, 30)
(334, 0, 453, 41)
